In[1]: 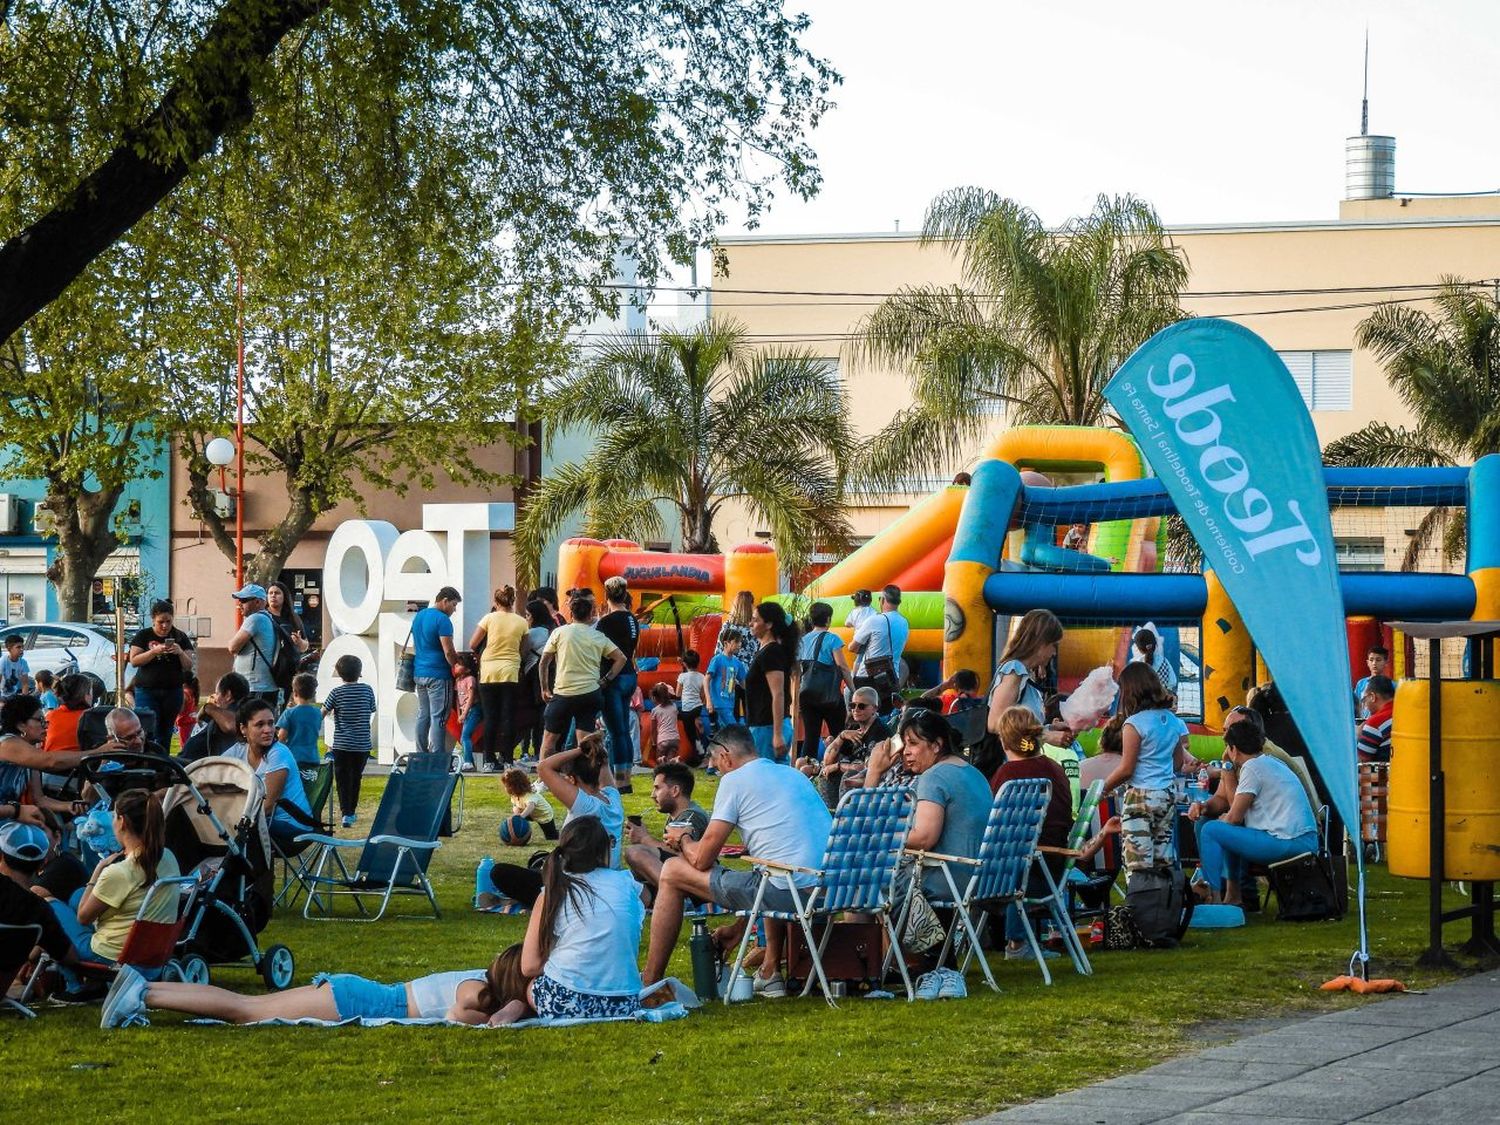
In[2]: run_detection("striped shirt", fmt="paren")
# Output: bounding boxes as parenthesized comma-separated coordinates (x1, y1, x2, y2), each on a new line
(323, 682, 376, 754)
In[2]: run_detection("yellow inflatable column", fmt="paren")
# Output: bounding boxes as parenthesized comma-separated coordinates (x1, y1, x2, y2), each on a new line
(556, 538, 609, 605)
(724, 543, 779, 606)
(1388, 680, 1500, 881)
(1202, 570, 1254, 731)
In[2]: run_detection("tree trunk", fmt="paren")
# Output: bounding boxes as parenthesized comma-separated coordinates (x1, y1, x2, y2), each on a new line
(183, 452, 321, 588)
(45, 483, 124, 621)
(681, 505, 719, 554)
(0, 0, 330, 347)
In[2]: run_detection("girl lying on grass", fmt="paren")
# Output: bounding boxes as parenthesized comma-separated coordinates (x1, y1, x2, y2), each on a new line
(102, 944, 533, 1028)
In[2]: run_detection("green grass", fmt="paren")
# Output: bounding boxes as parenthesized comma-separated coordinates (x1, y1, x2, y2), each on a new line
(3, 772, 1479, 1124)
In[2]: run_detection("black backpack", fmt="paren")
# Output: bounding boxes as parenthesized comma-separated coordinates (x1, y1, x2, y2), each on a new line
(249, 610, 298, 687)
(1123, 866, 1195, 948)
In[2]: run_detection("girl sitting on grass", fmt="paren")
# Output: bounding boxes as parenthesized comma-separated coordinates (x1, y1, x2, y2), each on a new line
(502, 767, 558, 840)
(515, 816, 644, 1021)
(103, 944, 532, 1028)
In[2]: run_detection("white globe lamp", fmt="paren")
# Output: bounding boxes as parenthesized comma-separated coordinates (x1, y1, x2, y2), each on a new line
(205, 437, 235, 467)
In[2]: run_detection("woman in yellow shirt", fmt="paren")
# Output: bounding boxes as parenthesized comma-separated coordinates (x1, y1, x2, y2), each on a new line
(468, 585, 529, 771)
(48, 788, 179, 985)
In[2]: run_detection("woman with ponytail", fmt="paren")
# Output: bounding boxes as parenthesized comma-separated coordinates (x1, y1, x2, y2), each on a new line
(48, 787, 180, 982)
(744, 601, 800, 761)
(469, 585, 529, 769)
(520, 816, 644, 1019)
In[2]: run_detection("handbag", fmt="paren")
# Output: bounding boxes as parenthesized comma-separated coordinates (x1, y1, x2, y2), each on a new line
(901, 870, 947, 953)
(799, 631, 840, 707)
(395, 622, 416, 693)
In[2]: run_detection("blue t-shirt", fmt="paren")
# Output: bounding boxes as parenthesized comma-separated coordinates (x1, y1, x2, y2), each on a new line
(797, 630, 844, 666)
(706, 653, 745, 703)
(0, 653, 30, 698)
(913, 759, 993, 896)
(1124, 708, 1187, 791)
(566, 787, 625, 868)
(39, 690, 60, 711)
(276, 703, 323, 765)
(232, 612, 278, 691)
(410, 607, 455, 678)
(995, 658, 1045, 722)
(256, 742, 311, 834)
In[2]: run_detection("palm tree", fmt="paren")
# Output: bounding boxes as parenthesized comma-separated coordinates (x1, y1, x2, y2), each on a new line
(515, 320, 856, 584)
(1324, 280, 1500, 568)
(851, 190, 1188, 486)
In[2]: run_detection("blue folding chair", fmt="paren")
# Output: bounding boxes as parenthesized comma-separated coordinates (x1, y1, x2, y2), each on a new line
(903, 777, 1053, 991)
(1022, 780, 1099, 977)
(392, 750, 463, 834)
(725, 785, 916, 1007)
(297, 769, 457, 921)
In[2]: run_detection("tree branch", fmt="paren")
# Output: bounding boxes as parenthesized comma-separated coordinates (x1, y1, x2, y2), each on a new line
(0, 0, 331, 345)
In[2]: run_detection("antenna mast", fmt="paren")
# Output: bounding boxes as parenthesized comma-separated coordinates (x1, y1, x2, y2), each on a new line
(1361, 29, 1369, 136)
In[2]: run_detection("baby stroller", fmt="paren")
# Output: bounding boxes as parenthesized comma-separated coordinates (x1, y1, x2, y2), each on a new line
(79, 751, 295, 990)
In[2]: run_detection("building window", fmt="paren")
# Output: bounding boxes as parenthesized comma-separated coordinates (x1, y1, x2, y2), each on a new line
(1278, 350, 1353, 411)
(1336, 536, 1385, 572)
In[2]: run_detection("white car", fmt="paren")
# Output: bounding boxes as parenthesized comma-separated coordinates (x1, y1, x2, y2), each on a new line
(0, 621, 136, 702)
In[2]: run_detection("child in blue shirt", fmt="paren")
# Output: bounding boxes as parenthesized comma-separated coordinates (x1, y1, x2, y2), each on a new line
(35, 669, 60, 711)
(276, 672, 324, 766)
(1103, 663, 1190, 875)
(704, 633, 746, 734)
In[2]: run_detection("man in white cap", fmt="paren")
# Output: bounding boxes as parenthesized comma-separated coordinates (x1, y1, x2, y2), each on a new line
(0, 821, 80, 971)
(227, 584, 281, 707)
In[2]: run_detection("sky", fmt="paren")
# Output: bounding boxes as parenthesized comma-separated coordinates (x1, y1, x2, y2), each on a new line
(728, 0, 1500, 235)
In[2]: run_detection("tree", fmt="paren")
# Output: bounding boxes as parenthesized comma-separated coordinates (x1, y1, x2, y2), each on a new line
(0, 0, 838, 347)
(850, 190, 1188, 487)
(151, 41, 574, 585)
(515, 321, 856, 585)
(0, 247, 174, 619)
(1323, 280, 1500, 568)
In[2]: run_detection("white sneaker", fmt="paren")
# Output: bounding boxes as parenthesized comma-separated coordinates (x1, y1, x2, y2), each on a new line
(101, 964, 149, 1029)
(751, 973, 787, 999)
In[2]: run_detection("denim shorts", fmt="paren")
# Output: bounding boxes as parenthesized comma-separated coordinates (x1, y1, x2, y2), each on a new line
(314, 973, 409, 1021)
(709, 866, 803, 914)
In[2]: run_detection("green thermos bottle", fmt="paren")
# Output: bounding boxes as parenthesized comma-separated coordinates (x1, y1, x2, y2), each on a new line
(689, 918, 719, 1001)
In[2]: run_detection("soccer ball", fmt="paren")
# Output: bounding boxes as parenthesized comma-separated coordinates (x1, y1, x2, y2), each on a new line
(498, 814, 533, 846)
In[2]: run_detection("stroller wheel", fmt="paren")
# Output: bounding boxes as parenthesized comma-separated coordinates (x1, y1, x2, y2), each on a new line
(179, 954, 211, 985)
(261, 944, 295, 991)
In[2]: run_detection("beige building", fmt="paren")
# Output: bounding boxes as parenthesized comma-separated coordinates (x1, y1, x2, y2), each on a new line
(714, 190, 1500, 576)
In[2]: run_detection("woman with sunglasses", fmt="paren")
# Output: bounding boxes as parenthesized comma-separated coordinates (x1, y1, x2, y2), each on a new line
(800, 686, 889, 809)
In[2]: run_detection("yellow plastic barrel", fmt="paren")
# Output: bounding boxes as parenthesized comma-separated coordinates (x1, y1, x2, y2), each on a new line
(1388, 680, 1500, 881)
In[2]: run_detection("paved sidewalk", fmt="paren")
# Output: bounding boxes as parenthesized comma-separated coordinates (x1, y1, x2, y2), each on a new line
(975, 972, 1500, 1124)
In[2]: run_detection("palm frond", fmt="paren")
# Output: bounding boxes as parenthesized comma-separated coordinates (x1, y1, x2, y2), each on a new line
(1321, 422, 1456, 469)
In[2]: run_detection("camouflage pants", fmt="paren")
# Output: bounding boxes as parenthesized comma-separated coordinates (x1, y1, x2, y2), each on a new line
(1121, 786, 1176, 872)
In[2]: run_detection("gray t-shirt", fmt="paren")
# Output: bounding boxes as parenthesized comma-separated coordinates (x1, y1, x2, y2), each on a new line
(914, 759, 993, 896)
(232, 611, 278, 691)
(1237, 754, 1318, 840)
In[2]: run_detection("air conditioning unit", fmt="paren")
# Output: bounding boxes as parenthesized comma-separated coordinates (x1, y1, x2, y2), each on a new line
(210, 489, 236, 519)
(0, 494, 17, 535)
(31, 499, 56, 536)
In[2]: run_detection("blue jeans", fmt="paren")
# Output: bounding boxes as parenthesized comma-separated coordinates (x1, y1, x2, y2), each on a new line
(748, 718, 795, 761)
(599, 671, 639, 774)
(1198, 820, 1319, 894)
(458, 708, 481, 765)
(133, 686, 182, 752)
(49, 898, 99, 988)
(414, 676, 452, 755)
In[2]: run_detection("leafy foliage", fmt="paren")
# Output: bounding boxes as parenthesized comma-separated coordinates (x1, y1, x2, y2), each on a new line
(850, 191, 1187, 487)
(0, 0, 839, 342)
(515, 321, 855, 584)
(1324, 281, 1500, 568)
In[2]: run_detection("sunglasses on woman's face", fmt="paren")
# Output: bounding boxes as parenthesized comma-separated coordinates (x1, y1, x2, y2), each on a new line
(850, 702, 873, 711)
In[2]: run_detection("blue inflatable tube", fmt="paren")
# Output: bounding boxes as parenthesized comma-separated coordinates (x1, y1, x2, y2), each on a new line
(983, 570, 1477, 625)
(1013, 466, 1470, 528)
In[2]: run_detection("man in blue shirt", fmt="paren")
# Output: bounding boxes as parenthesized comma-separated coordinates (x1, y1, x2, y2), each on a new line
(411, 585, 461, 756)
(228, 584, 280, 706)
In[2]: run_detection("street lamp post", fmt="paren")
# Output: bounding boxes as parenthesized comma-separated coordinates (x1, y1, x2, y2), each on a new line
(196, 219, 246, 620)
